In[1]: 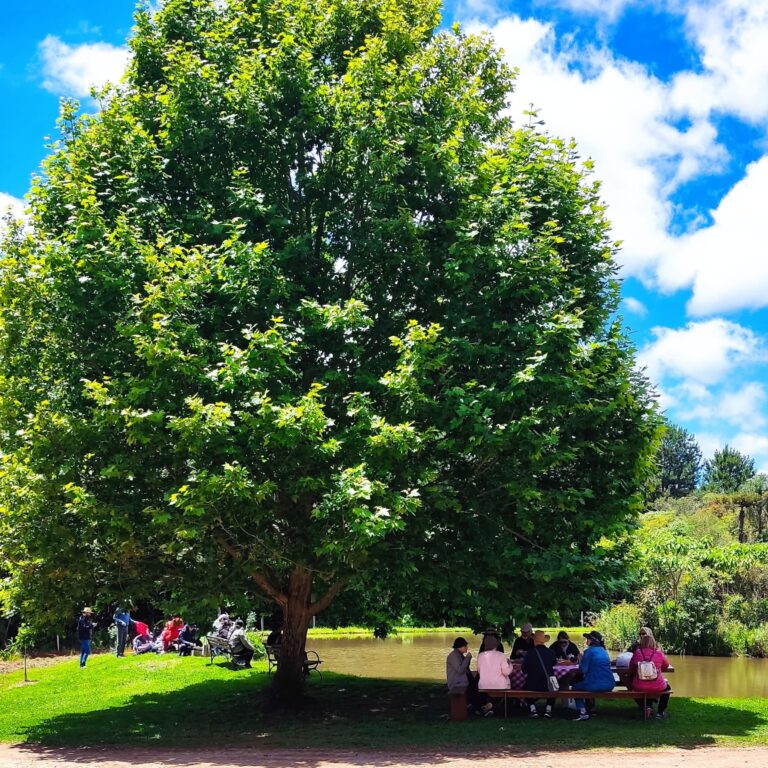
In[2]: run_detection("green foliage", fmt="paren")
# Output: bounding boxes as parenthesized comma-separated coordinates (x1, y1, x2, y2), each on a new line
(595, 602, 641, 650)
(702, 445, 756, 493)
(0, 0, 658, 684)
(655, 421, 701, 497)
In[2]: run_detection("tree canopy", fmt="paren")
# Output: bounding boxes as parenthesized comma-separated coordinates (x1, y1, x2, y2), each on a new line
(702, 445, 755, 494)
(0, 0, 659, 693)
(656, 421, 702, 498)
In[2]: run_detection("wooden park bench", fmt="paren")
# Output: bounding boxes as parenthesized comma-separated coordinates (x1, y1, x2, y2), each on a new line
(479, 687, 673, 719)
(205, 634, 248, 668)
(265, 645, 323, 678)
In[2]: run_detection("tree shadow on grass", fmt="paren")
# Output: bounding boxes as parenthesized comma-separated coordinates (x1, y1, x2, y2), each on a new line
(14, 673, 768, 764)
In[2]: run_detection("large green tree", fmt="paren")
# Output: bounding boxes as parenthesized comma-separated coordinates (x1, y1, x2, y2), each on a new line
(0, 0, 658, 695)
(656, 421, 702, 497)
(702, 445, 755, 494)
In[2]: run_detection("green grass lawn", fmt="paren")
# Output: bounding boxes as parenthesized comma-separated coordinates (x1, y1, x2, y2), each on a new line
(2, 653, 768, 749)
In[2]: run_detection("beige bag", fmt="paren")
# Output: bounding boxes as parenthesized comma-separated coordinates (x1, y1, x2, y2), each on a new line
(637, 650, 658, 681)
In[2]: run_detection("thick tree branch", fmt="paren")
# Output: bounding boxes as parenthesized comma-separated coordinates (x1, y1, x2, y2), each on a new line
(252, 572, 288, 607)
(308, 578, 346, 616)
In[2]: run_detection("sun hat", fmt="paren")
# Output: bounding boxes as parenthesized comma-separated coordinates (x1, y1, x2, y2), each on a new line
(453, 637, 469, 649)
(82, 607, 93, 614)
(533, 630, 550, 645)
(583, 630, 605, 645)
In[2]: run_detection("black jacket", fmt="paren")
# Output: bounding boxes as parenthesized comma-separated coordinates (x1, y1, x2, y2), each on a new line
(521, 645, 556, 691)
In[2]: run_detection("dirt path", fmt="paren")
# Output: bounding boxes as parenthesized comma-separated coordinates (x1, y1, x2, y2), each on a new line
(1, 745, 767, 767)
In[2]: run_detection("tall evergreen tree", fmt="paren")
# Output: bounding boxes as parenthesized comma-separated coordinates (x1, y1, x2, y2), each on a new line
(658, 422, 702, 497)
(703, 445, 756, 493)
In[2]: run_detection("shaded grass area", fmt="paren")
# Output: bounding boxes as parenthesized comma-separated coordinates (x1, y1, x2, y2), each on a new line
(2, 654, 767, 749)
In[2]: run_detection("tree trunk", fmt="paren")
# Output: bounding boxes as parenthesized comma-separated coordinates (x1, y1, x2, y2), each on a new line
(739, 504, 746, 543)
(273, 566, 312, 701)
(252, 566, 346, 703)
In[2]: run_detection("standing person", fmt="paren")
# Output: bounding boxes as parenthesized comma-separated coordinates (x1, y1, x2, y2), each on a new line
(112, 605, 131, 658)
(521, 630, 557, 718)
(476, 635, 513, 716)
(630, 627, 672, 720)
(77, 607, 95, 668)
(229, 619, 255, 668)
(570, 630, 615, 721)
(511, 623, 535, 658)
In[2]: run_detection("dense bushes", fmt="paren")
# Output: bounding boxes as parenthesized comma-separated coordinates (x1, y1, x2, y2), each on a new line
(597, 500, 768, 656)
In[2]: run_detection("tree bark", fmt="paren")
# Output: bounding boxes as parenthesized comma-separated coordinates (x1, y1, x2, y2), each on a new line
(272, 566, 312, 701)
(252, 567, 346, 702)
(739, 504, 746, 543)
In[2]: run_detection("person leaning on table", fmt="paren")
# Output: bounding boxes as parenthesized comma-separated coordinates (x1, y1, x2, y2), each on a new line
(511, 623, 535, 658)
(550, 630, 581, 662)
(629, 626, 672, 720)
(521, 630, 557, 718)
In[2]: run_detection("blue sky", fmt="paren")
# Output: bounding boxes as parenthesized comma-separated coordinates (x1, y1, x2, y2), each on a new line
(3, 0, 768, 473)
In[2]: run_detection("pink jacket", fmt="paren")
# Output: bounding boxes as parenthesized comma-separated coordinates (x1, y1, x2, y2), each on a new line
(630, 648, 669, 692)
(477, 650, 513, 690)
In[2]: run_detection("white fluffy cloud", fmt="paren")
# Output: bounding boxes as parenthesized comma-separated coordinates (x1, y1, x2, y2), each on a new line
(469, 14, 724, 282)
(463, 4, 768, 315)
(659, 157, 768, 315)
(673, 0, 768, 124)
(622, 296, 648, 316)
(637, 319, 763, 386)
(39, 35, 129, 98)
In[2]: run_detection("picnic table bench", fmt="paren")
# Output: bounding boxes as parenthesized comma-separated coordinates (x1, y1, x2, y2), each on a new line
(479, 687, 673, 719)
(264, 645, 323, 678)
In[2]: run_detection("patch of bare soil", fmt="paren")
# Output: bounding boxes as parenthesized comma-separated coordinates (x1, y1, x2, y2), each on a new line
(1, 745, 767, 768)
(0, 653, 78, 675)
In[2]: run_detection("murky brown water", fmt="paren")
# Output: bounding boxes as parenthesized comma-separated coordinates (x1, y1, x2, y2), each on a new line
(309, 632, 768, 697)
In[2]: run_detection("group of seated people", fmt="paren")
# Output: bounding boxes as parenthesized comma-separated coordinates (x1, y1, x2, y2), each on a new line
(211, 612, 258, 667)
(447, 624, 671, 721)
(131, 616, 200, 656)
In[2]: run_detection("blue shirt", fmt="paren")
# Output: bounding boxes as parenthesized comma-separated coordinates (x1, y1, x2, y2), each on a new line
(113, 611, 131, 627)
(578, 645, 615, 691)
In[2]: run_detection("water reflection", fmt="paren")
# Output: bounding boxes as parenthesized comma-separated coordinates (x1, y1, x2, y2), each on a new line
(309, 632, 768, 697)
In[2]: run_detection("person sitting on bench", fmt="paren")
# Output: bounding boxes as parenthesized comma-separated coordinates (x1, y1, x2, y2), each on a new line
(476, 634, 513, 716)
(569, 630, 614, 721)
(521, 630, 557, 718)
(630, 627, 672, 720)
(229, 619, 255, 667)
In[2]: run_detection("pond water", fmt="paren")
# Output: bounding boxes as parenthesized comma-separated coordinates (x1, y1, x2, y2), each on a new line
(308, 632, 768, 698)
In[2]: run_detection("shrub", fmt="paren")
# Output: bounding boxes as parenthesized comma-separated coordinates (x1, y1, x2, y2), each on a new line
(745, 624, 768, 657)
(597, 602, 642, 650)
